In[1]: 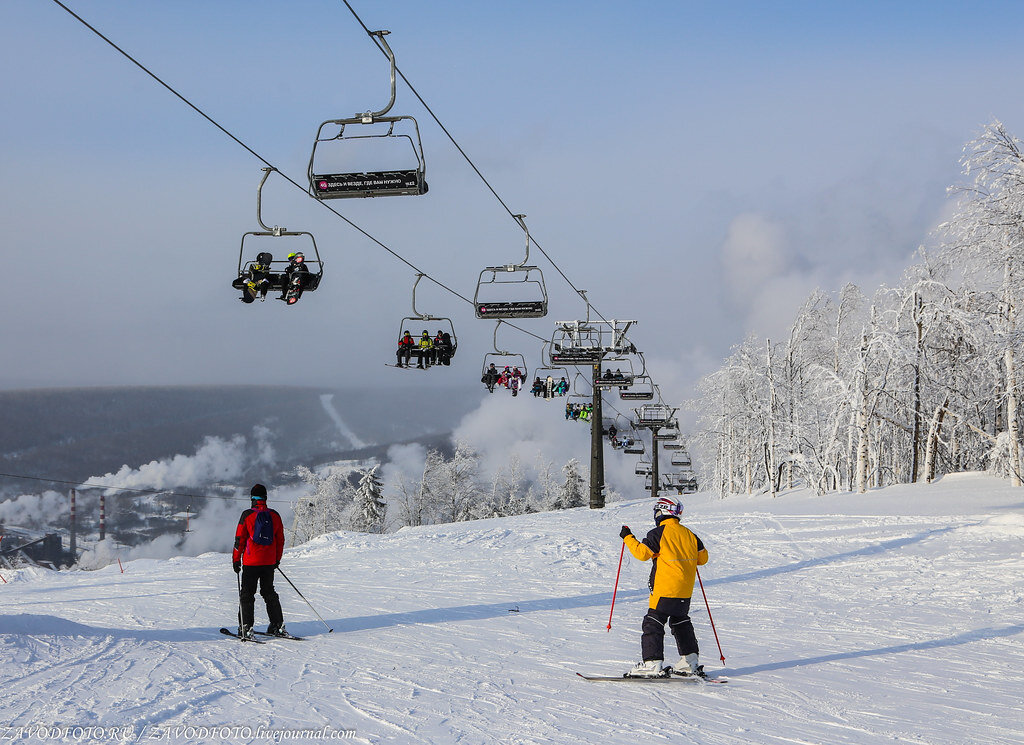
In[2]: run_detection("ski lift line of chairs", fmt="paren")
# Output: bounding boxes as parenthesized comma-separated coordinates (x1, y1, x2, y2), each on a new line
(233, 168, 323, 306)
(474, 215, 548, 319)
(308, 31, 427, 200)
(391, 273, 457, 370)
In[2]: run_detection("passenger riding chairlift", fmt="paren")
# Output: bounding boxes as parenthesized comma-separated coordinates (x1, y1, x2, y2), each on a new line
(481, 320, 529, 380)
(595, 357, 637, 390)
(388, 273, 457, 370)
(308, 30, 427, 199)
(232, 167, 323, 302)
(474, 215, 548, 319)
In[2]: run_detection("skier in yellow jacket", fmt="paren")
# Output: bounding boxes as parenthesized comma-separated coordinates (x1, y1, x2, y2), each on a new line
(620, 496, 708, 678)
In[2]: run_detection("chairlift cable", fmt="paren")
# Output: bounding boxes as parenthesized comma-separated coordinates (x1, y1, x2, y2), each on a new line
(48, 0, 667, 409)
(338, 0, 617, 325)
(46, 0, 549, 349)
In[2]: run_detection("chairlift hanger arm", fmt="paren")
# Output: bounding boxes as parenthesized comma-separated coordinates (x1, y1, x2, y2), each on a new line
(365, 29, 397, 121)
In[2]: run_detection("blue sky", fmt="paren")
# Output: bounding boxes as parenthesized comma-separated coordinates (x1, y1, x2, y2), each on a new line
(3, 0, 1024, 398)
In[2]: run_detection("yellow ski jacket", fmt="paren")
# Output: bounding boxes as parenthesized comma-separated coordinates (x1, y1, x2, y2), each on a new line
(624, 517, 708, 608)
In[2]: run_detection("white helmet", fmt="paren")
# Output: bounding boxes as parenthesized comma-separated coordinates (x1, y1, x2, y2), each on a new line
(654, 496, 682, 520)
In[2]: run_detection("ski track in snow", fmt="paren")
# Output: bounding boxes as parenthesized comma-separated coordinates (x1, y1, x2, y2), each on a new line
(2, 473, 1024, 744)
(319, 393, 369, 450)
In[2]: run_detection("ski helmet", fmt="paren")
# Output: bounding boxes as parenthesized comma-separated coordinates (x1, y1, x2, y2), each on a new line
(653, 496, 682, 520)
(250, 483, 268, 501)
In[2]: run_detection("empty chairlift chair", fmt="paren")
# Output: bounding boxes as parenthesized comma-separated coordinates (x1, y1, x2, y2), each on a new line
(474, 215, 548, 319)
(308, 31, 427, 200)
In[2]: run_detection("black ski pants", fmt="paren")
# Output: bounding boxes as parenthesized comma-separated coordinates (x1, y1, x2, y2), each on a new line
(239, 564, 283, 630)
(641, 597, 698, 662)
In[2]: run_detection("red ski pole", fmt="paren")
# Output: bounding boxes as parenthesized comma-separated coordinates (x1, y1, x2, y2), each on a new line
(606, 542, 626, 631)
(695, 566, 725, 663)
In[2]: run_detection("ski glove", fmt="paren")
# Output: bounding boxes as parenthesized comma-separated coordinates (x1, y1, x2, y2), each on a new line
(233, 560, 241, 574)
(620, 525, 632, 539)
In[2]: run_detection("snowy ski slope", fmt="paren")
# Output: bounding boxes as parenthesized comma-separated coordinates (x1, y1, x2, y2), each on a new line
(2, 473, 1023, 744)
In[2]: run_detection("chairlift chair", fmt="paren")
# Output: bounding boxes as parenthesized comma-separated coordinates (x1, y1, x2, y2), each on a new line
(548, 322, 605, 367)
(671, 452, 693, 468)
(623, 439, 646, 455)
(595, 358, 636, 390)
(662, 438, 684, 451)
(474, 215, 548, 319)
(619, 375, 655, 401)
(232, 168, 324, 304)
(635, 460, 652, 477)
(634, 403, 674, 427)
(654, 426, 681, 441)
(307, 31, 427, 200)
(391, 274, 457, 370)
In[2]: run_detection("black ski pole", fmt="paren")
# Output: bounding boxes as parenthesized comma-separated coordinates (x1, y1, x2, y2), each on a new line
(236, 570, 243, 636)
(277, 567, 333, 632)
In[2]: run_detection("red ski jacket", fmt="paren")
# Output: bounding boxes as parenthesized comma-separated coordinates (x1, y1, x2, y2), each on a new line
(232, 500, 285, 567)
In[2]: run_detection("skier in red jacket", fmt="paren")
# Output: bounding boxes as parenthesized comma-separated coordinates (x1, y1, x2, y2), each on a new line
(232, 483, 286, 640)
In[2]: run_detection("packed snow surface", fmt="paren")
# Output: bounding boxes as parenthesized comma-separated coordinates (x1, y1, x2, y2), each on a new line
(2, 473, 1023, 744)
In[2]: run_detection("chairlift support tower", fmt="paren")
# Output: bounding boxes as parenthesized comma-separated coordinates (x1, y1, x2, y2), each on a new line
(633, 402, 679, 501)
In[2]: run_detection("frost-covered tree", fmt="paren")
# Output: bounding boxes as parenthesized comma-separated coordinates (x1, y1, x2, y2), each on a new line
(551, 458, 587, 510)
(348, 465, 387, 533)
(941, 119, 1024, 486)
(290, 465, 354, 544)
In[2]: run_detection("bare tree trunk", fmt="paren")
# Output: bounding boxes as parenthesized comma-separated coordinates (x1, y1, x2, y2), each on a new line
(911, 292, 924, 482)
(923, 398, 949, 483)
(1004, 260, 1022, 486)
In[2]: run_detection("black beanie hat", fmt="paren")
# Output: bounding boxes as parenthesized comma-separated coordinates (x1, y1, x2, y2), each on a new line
(250, 483, 268, 500)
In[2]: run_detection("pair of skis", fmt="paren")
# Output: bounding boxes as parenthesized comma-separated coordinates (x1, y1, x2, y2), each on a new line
(576, 671, 728, 684)
(219, 627, 305, 643)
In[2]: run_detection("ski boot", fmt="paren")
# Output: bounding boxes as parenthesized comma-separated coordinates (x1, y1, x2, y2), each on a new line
(266, 623, 290, 638)
(239, 625, 256, 642)
(625, 660, 667, 678)
(667, 653, 706, 678)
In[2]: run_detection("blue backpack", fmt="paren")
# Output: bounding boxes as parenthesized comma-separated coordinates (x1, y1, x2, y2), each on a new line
(252, 509, 275, 546)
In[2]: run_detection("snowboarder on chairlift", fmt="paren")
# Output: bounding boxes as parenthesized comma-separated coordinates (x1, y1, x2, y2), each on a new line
(281, 252, 309, 305)
(232, 484, 287, 640)
(619, 497, 709, 678)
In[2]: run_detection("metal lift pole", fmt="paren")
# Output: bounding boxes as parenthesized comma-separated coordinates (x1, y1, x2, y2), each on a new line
(650, 426, 661, 500)
(590, 358, 606, 509)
